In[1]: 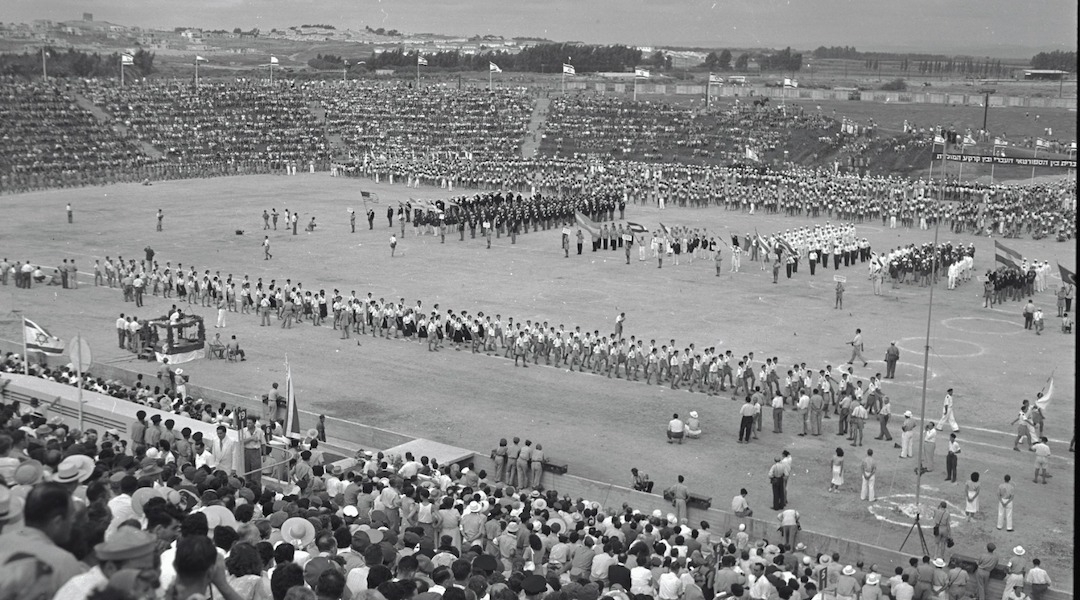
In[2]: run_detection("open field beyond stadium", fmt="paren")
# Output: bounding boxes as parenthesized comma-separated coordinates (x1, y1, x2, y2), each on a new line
(0, 173, 1074, 583)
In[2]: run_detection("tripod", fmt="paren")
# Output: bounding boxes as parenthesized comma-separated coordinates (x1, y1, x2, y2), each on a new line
(899, 513, 930, 556)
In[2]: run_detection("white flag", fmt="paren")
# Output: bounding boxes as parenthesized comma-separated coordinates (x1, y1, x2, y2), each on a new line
(1036, 138, 1049, 149)
(489, 62, 502, 73)
(121, 53, 134, 66)
(745, 147, 760, 162)
(708, 73, 723, 84)
(417, 56, 428, 66)
(635, 68, 650, 78)
(962, 135, 976, 146)
(562, 63, 575, 75)
(195, 55, 207, 63)
(269, 56, 279, 65)
(993, 137, 1008, 147)
(24, 318, 64, 355)
(933, 135, 946, 145)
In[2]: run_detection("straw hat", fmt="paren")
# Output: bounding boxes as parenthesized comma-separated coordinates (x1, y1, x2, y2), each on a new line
(932, 558, 947, 568)
(842, 565, 856, 576)
(53, 455, 95, 485)
(280, 516, 317, 548)
(1012, 546, 1026, 556)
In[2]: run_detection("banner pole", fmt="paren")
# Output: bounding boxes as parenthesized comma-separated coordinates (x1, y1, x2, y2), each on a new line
(75, 332, 84, 432)
(22, 318, 28, 375)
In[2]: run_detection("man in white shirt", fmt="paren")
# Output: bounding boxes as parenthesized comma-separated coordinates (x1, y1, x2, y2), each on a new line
(105, 476, 138, 540)
(209, 425, 236, 474)
(667, 414, 685, 444)
(656, 560, 684, 600)
(115, 314, 127, 349)
(194, 441, 217, 471)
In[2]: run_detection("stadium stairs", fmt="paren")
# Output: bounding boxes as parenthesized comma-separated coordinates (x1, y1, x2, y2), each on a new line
(72, 92, 163, 161)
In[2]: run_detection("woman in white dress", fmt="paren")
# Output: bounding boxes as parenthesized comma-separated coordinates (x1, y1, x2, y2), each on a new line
(829, 447, 845, 492)
(965, 471, 980, 517)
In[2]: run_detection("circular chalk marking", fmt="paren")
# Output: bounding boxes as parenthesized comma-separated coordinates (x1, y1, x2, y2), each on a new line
(941, 316, 1024, 336)
(868, 493, 966, 529)
(894, 336, 984, 358)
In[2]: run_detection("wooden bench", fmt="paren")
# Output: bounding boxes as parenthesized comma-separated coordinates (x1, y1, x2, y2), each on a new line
(663, 490, 713, 510)
(541, 460, 568, 474)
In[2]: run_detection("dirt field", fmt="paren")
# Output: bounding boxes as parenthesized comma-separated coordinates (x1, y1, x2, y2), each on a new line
(0, 172, 1074, 582)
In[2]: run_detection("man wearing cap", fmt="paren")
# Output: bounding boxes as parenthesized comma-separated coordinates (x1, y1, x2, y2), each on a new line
(937, 389, 960, 434)
(900, 411, 917, 458)
(129, 410, 148, 455)
(54, 528, 159, 600)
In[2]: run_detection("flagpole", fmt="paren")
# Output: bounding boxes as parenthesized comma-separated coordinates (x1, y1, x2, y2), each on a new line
(21, 318, 28, 376)
(195, 60, 199, 90)
(41, 47, 47, 80)
(75, 332, 84, 432)
(958, 142, 964, 181)
(1031, 145, 1038, 185)
(489, 67, 492, 91)
(121, 62, 124, 87)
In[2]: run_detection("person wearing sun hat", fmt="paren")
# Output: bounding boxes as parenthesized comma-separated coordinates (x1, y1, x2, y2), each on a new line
(862, 572, 883, 600)
(0, 484, 25, 533)
(54, 528, 159, 600)
(835, 565, 860, 600)
(52, 455, 95, 489)
(929, 558, 951, 600)
(1003, 546, 1028, 599)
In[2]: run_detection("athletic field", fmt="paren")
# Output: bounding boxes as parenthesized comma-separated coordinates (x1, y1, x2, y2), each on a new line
(0, 173, 1074, 581)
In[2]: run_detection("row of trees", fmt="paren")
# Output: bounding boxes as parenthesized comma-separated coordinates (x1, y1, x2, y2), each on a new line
(0, 47, 154, 79)
(916, 58, 1010, 77)
(1030, 50, 1076, 72)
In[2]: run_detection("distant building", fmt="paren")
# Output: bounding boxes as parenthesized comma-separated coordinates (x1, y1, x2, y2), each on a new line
(1023, 69, 1068, 81)
(83, 12, 93, 21)
(374, 69, 395, 76)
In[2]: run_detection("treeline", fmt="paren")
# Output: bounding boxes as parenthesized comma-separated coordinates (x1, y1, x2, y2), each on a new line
(813, 46, 952, 61)
(916, 58, 1010, 77)
(1030, 50, 1076, 72)
(0, 47, 155, 79)
(366, 43, 644, 73)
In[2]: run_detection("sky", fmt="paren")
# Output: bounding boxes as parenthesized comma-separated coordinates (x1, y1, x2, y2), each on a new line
(7, 0, 1078, 55)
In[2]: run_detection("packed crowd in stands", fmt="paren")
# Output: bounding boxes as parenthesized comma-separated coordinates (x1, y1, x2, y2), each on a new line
(1, 80, 1075, 242)
(322, 84, 533, 163)
(0, 79, 155, 189)
(84, 81, 331, 167)
(539, 96, 831, 161)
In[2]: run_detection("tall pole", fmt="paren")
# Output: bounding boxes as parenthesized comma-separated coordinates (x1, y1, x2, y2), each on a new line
(195, 60, 200, 90)
(343, 61, 348, 83)
(75, 332, 84, 432)
(270, 63, 274, 85)
(120, 62, 124, 87)
(913, 149, 946, 516)
(633, 77, 637, 101)
(982, 92, 990, 131)
(21, 318, 28, 376)
(489, 67, 492, 91)
(1031, 145, 1038, 185)
(41, 47, 47, 80)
